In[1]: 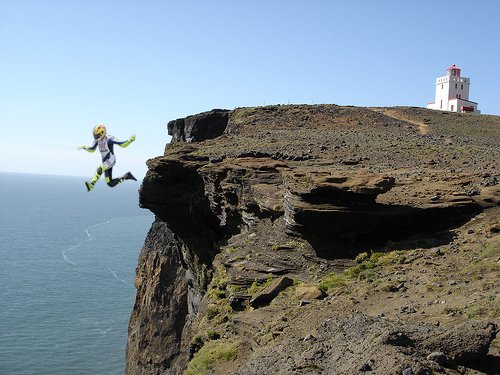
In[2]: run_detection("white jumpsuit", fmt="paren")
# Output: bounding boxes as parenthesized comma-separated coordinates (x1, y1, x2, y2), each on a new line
(90, 135, 124, 170)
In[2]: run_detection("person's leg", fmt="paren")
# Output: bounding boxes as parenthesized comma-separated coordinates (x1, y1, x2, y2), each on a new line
(105, 167, 120, 187)
(105, 167, 137, 187)
(85, 164, 104, 191)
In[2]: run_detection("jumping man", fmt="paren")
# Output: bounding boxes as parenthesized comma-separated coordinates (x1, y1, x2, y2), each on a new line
(78, 124, 137, 191)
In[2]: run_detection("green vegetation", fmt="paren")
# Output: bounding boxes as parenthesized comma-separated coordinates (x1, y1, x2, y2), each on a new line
(226, 246, 237, 254)
(287, 239, 306, 248)
(205, 329, 221, 340)
(207, 266, 228, 301)
(192, 334, 204, 344)
(187, 149, 209, 158)
(202, 298, 231, 326)
(193, 265, 233, 348)
(319, 273, 347, 291)
(248, 274, 273, 296)
(480, 240, 500, 260)
(443, 294, 500, 319)
(459, 240, 500, 276)
(466, 294, 500, 319)
(271, 239, 306, 251)
(319, 250, 408, 290)
(214, 289, 227, 299)
(227, 284, 245, 294)
(186, 340, 238, 375)
(205, 304, 220, 320)
(345, 250, 406, 280)
(467, 305, 488, 319)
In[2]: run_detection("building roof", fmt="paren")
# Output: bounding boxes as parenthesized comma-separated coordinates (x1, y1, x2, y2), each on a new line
(448, 98, 477, 104)
(447, 64, 461, 76)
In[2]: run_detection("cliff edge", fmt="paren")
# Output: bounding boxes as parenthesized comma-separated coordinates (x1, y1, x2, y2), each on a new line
(126, 105, 500, 375)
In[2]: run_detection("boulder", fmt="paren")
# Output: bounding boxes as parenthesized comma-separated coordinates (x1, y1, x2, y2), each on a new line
(425, 320, 497, 364)
(295, 285, 327, 300)
(250, 276, 294, 308)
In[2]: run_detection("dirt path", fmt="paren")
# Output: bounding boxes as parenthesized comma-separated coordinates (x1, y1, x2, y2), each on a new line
(372, 107, 430, 134)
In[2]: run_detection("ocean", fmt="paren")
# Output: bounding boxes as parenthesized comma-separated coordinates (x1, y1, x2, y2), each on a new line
(0, 172, 153, 375)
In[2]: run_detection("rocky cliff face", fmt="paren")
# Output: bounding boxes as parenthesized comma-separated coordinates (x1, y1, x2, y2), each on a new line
(126, 105, 500, 375)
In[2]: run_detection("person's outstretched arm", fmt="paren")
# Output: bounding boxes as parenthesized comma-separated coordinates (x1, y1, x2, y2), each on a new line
(77, 140, 98, 152)
(113, 134, 136, 148)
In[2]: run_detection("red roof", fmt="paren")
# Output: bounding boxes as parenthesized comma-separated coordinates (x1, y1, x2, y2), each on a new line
(447, 64, 461, 76)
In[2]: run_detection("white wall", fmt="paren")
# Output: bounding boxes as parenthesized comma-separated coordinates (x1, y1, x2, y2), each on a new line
(432, 75, 450, 110)
(428, 73, 475, 112)
(447, 75, 470, 101)
(453, 98, 480, 113)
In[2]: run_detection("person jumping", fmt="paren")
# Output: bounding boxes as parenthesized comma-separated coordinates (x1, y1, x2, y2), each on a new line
(78, 124, 137, 191)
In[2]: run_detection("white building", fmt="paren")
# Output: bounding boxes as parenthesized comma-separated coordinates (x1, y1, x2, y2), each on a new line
(427, 65, 480, 113)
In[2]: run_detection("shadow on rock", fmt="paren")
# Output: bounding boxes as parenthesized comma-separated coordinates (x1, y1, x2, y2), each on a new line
(296, 203, 483, 259)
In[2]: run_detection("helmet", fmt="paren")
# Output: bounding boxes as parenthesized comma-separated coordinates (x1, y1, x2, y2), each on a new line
(92, 124, 106, 140)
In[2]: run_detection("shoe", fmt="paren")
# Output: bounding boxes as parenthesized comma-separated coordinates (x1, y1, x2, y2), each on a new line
(124, 172, 137, 181)
(85, 181, 93, 191)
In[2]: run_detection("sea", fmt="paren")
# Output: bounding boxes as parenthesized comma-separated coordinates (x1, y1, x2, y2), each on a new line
(0, 172, 154, 375)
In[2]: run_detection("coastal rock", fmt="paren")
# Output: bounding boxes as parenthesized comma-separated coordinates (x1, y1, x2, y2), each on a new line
(127, 105, 500, 375)
(167, 109, 229, 143)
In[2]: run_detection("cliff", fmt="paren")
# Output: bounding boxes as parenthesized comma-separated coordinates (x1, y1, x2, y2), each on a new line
(126, 105, 500, 375)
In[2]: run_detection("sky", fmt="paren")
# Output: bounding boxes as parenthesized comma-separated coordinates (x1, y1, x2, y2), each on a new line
(1, 0, 499, 179)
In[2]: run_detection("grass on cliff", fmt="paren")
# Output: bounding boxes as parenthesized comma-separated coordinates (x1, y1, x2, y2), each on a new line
(443, 294, 500, 319)
(192, 265, 233, 349)
(248, 274, 274, 296)
(346, 250, 406, 279)
(319, 273, 347, 291)
(320, 250, 407, 291)
(467, 294, 500, 319)
(480, 240, 500, 261)
(204, 266, 232, 323)
(459, 240, 500, 319)
(186, 340, 238, 375)
(459, 239, 500, 276)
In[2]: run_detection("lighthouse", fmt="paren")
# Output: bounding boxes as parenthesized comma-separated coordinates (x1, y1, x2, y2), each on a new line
(427, 65, 480, 113)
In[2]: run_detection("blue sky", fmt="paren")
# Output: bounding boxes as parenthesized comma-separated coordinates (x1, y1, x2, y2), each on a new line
(1, 0, 499, 178)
